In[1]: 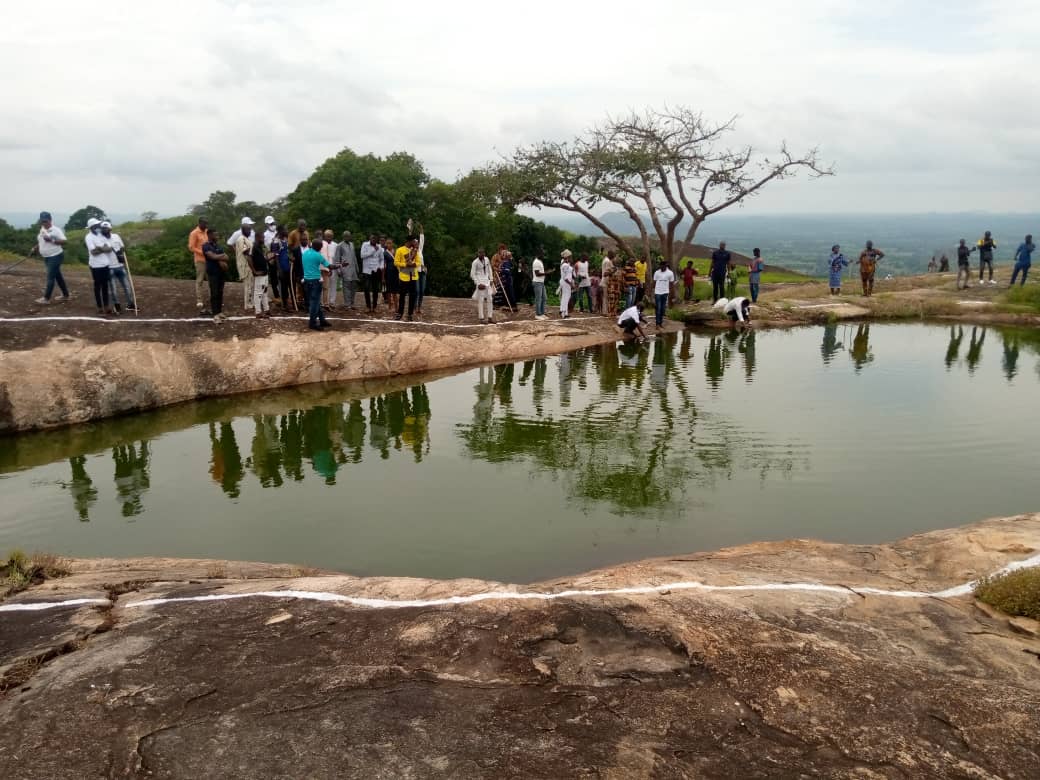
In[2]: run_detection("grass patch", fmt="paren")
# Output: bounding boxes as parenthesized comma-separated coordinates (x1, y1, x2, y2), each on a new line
(666, 306, 687, 322)
(974, 566, 1040, 619)
(1004, 285, 1040, 312)
(1, 550, 71, 597)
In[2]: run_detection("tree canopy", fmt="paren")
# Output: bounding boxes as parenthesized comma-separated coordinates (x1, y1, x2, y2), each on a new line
(477, 106, 832, 269)
(64, 205, 107, 231)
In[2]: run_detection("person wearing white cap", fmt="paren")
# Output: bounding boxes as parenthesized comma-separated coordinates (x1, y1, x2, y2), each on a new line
(262, 216, 279, 302)
(84, 217, 116, 315)
(101, 221, 135, 312)
(235, 217, 256, 311)
(558, 249, 574, 318)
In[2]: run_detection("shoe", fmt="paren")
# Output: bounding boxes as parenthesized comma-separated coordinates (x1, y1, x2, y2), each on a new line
(255, 313, 265, 319)
(59, 296, 71, 303)
(126, 304, 137, 312)
(394, 315, 402, 321)
(197, 302, 205, 310)
(114, 303, 122, 314)
(479, 318, 486, 325)
(35, 297, 50, 304)
(405, 316, 413, 322)
(200, 309, 212, 316)
(990, 279, 997, 285)
(308, 325, 321, 331)
(320, 322, 331, 329)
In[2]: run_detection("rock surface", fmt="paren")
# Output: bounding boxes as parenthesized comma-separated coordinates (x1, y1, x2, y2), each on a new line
(2, 515, 1039, 778)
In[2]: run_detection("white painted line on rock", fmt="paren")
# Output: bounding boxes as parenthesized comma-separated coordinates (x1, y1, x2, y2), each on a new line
(2, 553, 1037, 614)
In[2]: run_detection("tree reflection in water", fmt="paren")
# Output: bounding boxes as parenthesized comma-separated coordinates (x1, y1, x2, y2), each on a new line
(456, 333, 803, 514)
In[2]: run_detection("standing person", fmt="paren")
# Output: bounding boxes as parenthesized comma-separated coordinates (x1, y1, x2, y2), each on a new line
(31, 211, 69, 304)
(939, 253, 950, 272)
(383, 238, 400, 312)
(235, 217, 256, 312)
(272, 226, 293, 310)
(616, 301, 647, 340)
(302, 237, 331, 330)
(288, 219, 309, 305)
(471, 248, 494, 324)
(262, 216, 279, 302)
(634, 255, 648, 304)
(334, 230, 359, 309)
(247, 225, 271, 318)
(558, 249, 574, 318)
(956, 239, 975, 290)
(415, 224, 428, 316)
(828, 245, 848, 294)
(1011, 234, 1035, 287)
(393, 236, 420, 321)
(102, 221, 135, 313)
(857, 240, 884, 296)
(591, 269, 603, 313)
(320, 229, 337, 308)
(531, 249, 550, 320)
(682, 260, 697, 302)
(709, 241, 732, 303)
(188, 217, 209, 311)
(652, 259, 675, 328)
(927, 256, 938, 273)
(202, 228, 229, 321)
(574, 253, 592, 313)
(747, 248, 765, 303)
(607, 260, 623, 314)
(500, 251, 515, 310)
(977, 231, 997, 285)
(360, 235, 383, 313)
(85, 218, 116, 316)
(623, 259, 640, 307)
(601, 249, 616, 278)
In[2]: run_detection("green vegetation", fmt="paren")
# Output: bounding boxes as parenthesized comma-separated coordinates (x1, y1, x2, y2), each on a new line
(1004, 284, 1040, 312)
(1, 550, 70, 597)
(64, 205, 106, 231)
(974, 566, 1040, 619)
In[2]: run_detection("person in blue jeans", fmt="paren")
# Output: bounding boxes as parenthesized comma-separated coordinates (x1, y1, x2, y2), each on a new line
(652, 259, 675, 328)
(102, 222, 135, 312)
(31, 211, 70, 304)
(1010, 234, 1035, 287)
(302, 238, 331, 330)
(747, 247, 765, 302)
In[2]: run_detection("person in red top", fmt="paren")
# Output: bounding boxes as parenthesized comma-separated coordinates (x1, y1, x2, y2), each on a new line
(682, 260, 698, 302)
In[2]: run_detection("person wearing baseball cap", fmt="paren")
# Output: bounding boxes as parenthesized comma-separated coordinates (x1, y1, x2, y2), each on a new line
(235, 217, 257, 312)
(262, 216, 279, 301)
(31, 211, 70, 304)
(84, 217, 117, 315)
(101, 220, 135, 312)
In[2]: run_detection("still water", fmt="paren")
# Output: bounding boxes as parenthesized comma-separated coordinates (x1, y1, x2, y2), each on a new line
(2, 324, 1038, 583)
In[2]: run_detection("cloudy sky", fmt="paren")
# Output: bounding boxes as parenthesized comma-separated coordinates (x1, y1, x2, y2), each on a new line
(3, 0, 1038, 219)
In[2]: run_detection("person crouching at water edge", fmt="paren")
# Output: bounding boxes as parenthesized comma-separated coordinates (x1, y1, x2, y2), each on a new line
(713, 296, 751, 325)
(617, 301, 648, 341)
(302, 238, 332, 330)
(471, 248, 494, 324)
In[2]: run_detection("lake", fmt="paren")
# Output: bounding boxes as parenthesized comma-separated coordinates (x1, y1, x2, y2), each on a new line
(2, 323, 1038, 583)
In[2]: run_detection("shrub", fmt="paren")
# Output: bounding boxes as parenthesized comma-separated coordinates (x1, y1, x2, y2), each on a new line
(974, 566, 1040, 619)
(1, 550, 71, 596)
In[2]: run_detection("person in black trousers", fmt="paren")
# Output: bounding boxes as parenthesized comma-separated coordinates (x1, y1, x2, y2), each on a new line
(710, 241, 733, 303)
(202, 229, 229, 321)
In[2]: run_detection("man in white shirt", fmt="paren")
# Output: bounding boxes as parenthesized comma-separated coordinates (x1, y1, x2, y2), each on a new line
(559, 249, 574, 318)
(31, 210, 69, 304)
(235, 217, 256, 311)
(101, 221, 135, 312)
(85, 217, 117, 315)
(531, 251, 551, 320)
(575, 254, 592, 312)
(616, 302, 647, 340)
(714, 296, 751, 324)
(652, 259, 675, 328)
(471, 248, 494, 324)
(261, 216, 280, 303)
(320, 229, 337, 307)
(262, 216, 277, 249)
(359, 235, 383, 313)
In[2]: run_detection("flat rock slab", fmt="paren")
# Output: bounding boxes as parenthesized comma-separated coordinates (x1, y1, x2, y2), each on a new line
(1, 515, 1038, 778)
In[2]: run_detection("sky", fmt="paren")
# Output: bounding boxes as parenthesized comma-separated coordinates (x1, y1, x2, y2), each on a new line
(3, 0, 1039, 221)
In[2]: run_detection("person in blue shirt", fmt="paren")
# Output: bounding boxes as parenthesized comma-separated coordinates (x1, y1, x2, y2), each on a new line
(747, 247, 765, 302)
(302, 238, 331, 330)
(1010, 234, 1035, 287)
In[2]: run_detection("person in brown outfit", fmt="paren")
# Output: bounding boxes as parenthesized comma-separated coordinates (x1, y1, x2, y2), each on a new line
(857, 241, 885, 296)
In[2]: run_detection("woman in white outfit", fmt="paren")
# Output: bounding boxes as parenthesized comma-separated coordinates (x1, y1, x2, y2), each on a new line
(559, 249, 574, 318)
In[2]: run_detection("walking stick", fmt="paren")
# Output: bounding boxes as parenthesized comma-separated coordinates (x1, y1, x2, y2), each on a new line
(493, 268, 515, 313)
(288, 257, 299, 311)
(0, 255, 32, 275)
(122, 251, 140, 316)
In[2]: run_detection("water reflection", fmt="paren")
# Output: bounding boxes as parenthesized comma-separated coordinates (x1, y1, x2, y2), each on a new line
(850, 324, 874, 372)
(456, 334, 802, 513)
(66, 455, 97, 522)
(945, 326, 964, 370)
(1002, 331, 1020, 382)
(967, 327, 986, 375)
(112, 442, 150, 517)
(821, 323, 844, 364)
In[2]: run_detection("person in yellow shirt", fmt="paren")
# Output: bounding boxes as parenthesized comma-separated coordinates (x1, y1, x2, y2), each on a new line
(393, 236, 420, 321)
(187, 217, 209, 310)
(634, 256, 648, 303)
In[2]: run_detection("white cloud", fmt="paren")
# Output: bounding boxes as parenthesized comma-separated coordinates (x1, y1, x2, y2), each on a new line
(2, 0, 1038, 216)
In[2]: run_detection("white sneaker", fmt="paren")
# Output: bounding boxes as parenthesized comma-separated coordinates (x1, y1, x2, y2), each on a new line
(35, 297, 50, 304)
(989, 279, 997, 285)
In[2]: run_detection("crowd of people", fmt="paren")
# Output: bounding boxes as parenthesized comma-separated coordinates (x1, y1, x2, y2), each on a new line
(25, 210, 1037, 332)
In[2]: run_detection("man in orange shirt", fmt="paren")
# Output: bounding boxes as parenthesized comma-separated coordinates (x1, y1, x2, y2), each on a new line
(187, 217, 209, 311)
